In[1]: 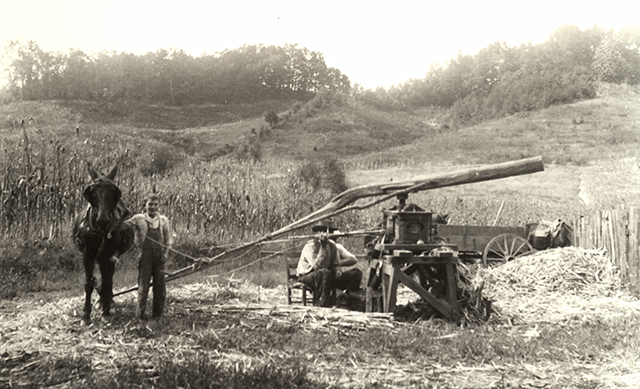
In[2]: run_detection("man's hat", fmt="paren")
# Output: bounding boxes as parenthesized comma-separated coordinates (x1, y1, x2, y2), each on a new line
(311, 218, 338, 232)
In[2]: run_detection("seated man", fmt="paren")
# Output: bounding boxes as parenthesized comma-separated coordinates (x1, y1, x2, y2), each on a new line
(296, 219, 363, 307)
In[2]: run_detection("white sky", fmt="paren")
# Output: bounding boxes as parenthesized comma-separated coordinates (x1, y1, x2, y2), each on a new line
(1, 0, 639, 90)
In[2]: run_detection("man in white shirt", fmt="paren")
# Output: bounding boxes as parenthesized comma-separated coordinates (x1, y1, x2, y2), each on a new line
(296, 219, 363, 307)
(124, 193, 173, 320)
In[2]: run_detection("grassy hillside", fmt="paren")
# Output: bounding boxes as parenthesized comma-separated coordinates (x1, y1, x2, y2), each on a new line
(0, 94, 436, 162)
(44, 83, 639, 169)
(343, 83, 640, 224)
(2, 82, 639, 231)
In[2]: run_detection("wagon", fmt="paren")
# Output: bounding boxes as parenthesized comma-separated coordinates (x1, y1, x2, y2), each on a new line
(436, 224, 535, 266)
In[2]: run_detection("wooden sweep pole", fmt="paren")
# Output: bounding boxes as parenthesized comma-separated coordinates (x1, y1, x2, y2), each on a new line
(113, 156, 544, 297)
(268, 156, 544, 235)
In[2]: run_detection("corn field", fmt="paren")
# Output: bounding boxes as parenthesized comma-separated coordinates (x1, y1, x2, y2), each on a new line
(0, 118, 594, 253)
(0, 121, 365, 250)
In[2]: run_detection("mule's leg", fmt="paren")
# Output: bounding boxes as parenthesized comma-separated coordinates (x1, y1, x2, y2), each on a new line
(82, 253, 96, 325)
(98, 257, 116, 317)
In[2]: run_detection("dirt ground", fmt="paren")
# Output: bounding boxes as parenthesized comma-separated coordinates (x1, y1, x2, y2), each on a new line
(2, 248, 640, 389)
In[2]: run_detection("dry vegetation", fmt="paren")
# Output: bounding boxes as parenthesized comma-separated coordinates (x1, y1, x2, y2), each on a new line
(1, 83, 640, 387)
(2, 247, 640, 388)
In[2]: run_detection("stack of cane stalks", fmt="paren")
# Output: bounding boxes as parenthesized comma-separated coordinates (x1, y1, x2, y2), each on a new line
(474, 246, 624, 323)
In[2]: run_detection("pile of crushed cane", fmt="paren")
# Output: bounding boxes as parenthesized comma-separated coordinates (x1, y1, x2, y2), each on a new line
(475, 246, 636, 324)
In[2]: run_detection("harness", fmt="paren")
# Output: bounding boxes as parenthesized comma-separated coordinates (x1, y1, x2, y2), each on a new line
(531, 220, 569, 240)
(77, 205, 117, 237)
(74, 178, 129, 259)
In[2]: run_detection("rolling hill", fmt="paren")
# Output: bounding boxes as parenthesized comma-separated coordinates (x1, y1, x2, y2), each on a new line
(345, 83, 640, 217)
(1, 82, 639, 217)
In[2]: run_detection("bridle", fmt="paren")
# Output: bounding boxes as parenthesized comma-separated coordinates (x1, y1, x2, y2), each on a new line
(78, 178, 123, 259)
(86, 206, 117, 237)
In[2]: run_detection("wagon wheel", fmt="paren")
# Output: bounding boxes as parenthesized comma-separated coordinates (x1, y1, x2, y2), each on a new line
(482, 233, 534, 267)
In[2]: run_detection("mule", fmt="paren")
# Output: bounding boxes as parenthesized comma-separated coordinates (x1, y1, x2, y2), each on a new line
(72, 163, 134, 325)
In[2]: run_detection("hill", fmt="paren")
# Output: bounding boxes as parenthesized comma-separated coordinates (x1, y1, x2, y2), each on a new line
(3, 84, 640, 389)
(1, 82, 639, 220)
(343, 83, 640, 219)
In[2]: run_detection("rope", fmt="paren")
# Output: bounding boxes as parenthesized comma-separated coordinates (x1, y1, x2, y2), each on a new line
(141, 234, 250, 265)
(209, 249, 287, 278)
(112, 235, 293, 297)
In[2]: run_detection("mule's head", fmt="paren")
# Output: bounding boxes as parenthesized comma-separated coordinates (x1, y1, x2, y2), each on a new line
(84, 164, 122, 232)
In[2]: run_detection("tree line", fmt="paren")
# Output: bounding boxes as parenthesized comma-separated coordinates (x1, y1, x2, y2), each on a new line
(2, 43, 351, 105)
(2, 23, 639, 128)
(358, 24, 640, 127)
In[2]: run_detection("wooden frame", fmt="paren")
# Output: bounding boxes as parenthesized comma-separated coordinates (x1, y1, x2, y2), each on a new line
(366, 253, 460, 323)
(284, 253, 314, 305)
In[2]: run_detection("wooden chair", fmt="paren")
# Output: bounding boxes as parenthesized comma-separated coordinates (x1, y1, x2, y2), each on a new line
(284, 251, 339, 306)
(284, 252, 314, 305)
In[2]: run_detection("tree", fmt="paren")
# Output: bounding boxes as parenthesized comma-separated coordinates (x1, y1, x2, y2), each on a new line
(62, 49, 92, 99)
(5, 40, 48, 99)
(547, 24, 604, 72)
(4, 40, 349, 104)
(593, 25, 640, 84)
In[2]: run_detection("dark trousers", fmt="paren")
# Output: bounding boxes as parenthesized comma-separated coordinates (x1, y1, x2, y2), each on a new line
(298, 268, 363, 307)
(138, 229, 166, 319)
(138, 256, 165, 318)
(335, 268, 363, 292)
(298, 269, 335, 307)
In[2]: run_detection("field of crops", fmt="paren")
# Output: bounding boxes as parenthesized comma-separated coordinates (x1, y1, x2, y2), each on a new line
(1, 85, 640, 388)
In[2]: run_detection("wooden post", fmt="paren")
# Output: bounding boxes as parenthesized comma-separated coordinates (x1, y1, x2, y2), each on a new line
(380, 262, 400, 312)
(493, 201, 505, 226)
(628, 208, 638, 292)
(380, 267, 389, 312)
(445, 263, 460, 323)
(365, 286, 373, 313)
(617, 210, 627, 280)
(636, 208, 640, 293)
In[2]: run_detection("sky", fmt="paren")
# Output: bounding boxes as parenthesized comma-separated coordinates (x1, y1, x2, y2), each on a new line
(1, 0, 639, 90)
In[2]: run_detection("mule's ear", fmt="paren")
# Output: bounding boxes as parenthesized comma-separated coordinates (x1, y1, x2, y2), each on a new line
(87, 162, 100, 181)
(106, 165, 118, 181)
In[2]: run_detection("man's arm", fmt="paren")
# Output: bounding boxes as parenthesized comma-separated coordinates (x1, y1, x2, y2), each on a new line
(161, 215, 173, 246)
(123, 214, 141, 229)
(336, 243, 357, 267)
(161, 216, 173, 260)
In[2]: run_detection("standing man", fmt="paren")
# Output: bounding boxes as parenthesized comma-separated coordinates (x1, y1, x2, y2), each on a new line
(296, 219, 362, 307)
(125, 193, 173, 320)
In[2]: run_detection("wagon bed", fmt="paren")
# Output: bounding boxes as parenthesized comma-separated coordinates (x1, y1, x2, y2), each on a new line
(436, 224, 533, 265)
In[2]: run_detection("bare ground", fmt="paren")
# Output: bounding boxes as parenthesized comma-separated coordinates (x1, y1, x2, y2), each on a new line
(2, 248, 640, 389)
